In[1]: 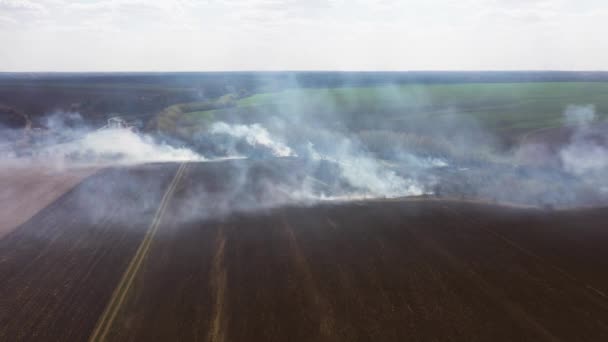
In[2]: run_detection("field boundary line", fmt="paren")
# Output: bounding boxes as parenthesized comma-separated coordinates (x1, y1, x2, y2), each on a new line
(88, 162, 188, 342)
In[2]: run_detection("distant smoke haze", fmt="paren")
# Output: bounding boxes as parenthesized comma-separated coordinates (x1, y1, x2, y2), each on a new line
(2, 95, 608, 217)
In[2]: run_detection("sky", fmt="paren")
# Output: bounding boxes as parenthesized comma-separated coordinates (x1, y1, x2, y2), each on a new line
(0, 0, 607, 71)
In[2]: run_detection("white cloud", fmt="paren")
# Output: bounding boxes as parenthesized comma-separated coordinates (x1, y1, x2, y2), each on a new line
(0, 0, 46, 11)
(0, 0, 607, 70)
(0, 15, 17, 27)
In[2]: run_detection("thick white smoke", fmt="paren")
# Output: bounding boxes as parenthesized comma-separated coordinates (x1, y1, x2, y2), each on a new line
(206, 121, 437, 201)
(44, 129, 205, 164)
(561, 144, 608, 176)
(305, 140, 428, 199)
(563, 105, 596, 127)
(1, 112, 205, 167)
(559, 105, 608, 177)
(210, 122, 295, 157)
(5, 99, 607, 216)
(334, 157, 425, 198)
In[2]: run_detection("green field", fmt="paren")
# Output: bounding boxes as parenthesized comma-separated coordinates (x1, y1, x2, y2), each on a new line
(181, 82, 608, 139)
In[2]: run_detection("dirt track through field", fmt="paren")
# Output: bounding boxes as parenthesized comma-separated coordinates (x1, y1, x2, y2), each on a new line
(1, 160, 608, 341)
(89, 162, 187, 342)
(0, 163, 179, 341)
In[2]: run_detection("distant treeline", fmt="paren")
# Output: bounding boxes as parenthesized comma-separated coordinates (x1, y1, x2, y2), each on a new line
(2, 71, 608, 91)
(2, 71, 608, 127)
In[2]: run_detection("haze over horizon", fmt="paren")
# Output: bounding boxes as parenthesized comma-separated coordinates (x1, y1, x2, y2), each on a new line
(1, 0, 607, 72)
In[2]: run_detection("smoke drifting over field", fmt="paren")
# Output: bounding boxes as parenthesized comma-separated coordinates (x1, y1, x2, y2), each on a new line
(560, 105, 608, 177)
(210, 122, 295, 157)
(555, 105, 608, 199)
(185, 84, 608, 210)
(51, 129, 203, 164)
(207, 120, 435, 200)
(2, 83, 608, 220)
(0, 112, 205, 166)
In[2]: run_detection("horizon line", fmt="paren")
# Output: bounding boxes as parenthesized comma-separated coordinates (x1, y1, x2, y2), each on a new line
(1, 70, 608, 74)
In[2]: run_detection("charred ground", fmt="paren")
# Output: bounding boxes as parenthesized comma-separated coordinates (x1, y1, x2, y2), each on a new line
(1, 161, 608, 341)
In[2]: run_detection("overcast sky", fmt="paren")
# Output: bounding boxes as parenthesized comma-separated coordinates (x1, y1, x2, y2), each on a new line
(0, 0, 606, 71)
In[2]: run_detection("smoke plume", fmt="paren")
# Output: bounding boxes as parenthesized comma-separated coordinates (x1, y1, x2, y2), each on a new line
(3, 86, 608, 223)
(210, 122, 295, 157)
(1, 112, 204, 166)
(559, 105, 608, 180)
